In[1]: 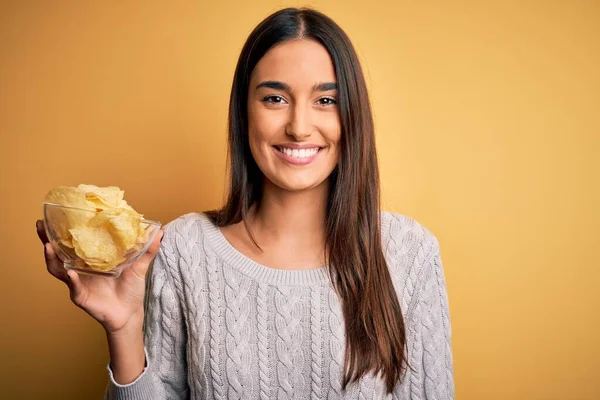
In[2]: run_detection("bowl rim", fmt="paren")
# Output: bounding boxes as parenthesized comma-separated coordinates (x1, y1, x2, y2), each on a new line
(42, 201, 161, 226)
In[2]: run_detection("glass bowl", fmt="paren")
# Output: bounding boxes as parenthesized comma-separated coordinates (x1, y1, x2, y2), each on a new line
(43, 202, 161, 277)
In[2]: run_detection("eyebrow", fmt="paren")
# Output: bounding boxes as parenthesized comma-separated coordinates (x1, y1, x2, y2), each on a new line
(256, 81, 290, 91)
(255, 80, 338, 92)
(313, 82, 338, 92)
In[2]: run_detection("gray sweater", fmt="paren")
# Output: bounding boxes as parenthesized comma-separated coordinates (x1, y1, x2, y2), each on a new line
(105, 212, 454, 399)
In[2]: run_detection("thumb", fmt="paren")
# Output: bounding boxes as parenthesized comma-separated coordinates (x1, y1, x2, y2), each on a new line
(130, 229, 164, 278)
(67, 270, 89, 308)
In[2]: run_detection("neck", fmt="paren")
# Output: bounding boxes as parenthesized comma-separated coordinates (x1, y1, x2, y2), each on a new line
(248, 178, 329, 251)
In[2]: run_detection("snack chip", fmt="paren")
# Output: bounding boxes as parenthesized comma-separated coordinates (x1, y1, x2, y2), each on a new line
(70, 226, 125, 271)
(44, 184, 148, 272)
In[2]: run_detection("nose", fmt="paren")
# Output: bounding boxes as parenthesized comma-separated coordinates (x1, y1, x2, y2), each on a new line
(285, 103, 312, 140)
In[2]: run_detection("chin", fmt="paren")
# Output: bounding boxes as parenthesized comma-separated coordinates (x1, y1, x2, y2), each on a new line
(267, 173, 329, 193)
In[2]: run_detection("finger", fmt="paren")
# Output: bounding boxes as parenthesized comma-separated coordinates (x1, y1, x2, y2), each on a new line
(130, 230, 164, 278)
(36, 220, 49, 244)
(147, 229, 164, 256)
(66, 270, 88, 308)
(139, 229, 164, 263)
(44, 243, 69, 284)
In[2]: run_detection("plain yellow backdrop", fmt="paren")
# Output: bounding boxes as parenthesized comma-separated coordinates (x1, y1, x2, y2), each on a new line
(1, 1, 598, 399)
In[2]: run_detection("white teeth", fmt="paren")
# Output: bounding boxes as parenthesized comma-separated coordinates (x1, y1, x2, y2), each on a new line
(278, 146, 320, 159)
(305, 148, 318, 157)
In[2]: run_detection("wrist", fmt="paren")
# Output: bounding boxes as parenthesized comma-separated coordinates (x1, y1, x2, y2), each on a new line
(105, 311, 144, 337)
(105, 313, 146, 385)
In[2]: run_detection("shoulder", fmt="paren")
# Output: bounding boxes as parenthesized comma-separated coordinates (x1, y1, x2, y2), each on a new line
(162, 212, 207, 240)
(153, 212, 213, 275)
(381, 211, 440, 258)
(380, 211, 441, 310)
(159, 212, 212, 250)
(148, 212, 217, 301)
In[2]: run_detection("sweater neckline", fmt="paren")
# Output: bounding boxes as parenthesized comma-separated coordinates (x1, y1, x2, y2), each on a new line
(197, 213, 331, 286)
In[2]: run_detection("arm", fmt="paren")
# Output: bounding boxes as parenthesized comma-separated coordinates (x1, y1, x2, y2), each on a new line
(401, 238, 455, 399)
(105, 235, 189, 400)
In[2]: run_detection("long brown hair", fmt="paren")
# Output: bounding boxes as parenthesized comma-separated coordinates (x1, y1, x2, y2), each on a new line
(206, 8, 407, 393)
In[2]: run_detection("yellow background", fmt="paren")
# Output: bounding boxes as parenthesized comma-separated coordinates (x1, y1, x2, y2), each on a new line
(1, 1, 598, 399)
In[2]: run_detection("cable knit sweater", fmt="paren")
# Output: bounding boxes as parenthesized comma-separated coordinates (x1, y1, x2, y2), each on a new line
(104, 211, 454, 399)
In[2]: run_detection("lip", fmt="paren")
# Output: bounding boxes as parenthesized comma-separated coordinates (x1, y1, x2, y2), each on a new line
(272, 145, 323, 166)
(274, 143, 324, 150)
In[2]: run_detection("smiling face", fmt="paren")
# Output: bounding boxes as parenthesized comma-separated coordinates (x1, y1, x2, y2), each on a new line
(247, 39, 341, 193)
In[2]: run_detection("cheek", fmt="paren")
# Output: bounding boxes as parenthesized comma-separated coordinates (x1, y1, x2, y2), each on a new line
(248, 105, 286, 144)
(322, 115, 342, 148)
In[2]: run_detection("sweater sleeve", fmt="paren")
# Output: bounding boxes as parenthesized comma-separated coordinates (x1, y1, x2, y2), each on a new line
(104, 233, 189, 400)
(400, 237, 455, 400)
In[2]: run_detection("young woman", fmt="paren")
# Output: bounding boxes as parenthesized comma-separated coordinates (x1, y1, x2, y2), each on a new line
(37, 7, 454, 399)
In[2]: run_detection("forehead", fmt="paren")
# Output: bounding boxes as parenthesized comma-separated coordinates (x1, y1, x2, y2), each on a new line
(251, 39, 336, 86)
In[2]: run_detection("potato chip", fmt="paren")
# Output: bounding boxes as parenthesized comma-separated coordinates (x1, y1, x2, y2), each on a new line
(70, 226, 120, 261)
(45, 186, 90, 210)
(86, 257, 126, 272)
(78, 184, 125, 209)
(87, 208, 142, 250)
(108, 211, 141, 250)
(87, 210, 116, 229)
(136, 223, 149, 247)
(60, 237, 74, 248)
(44, 186, 95, 244)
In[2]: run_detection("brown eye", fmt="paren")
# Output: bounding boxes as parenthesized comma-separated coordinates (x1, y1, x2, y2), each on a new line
(317, 97, 337, 106)
(262, 95, 287, 104)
